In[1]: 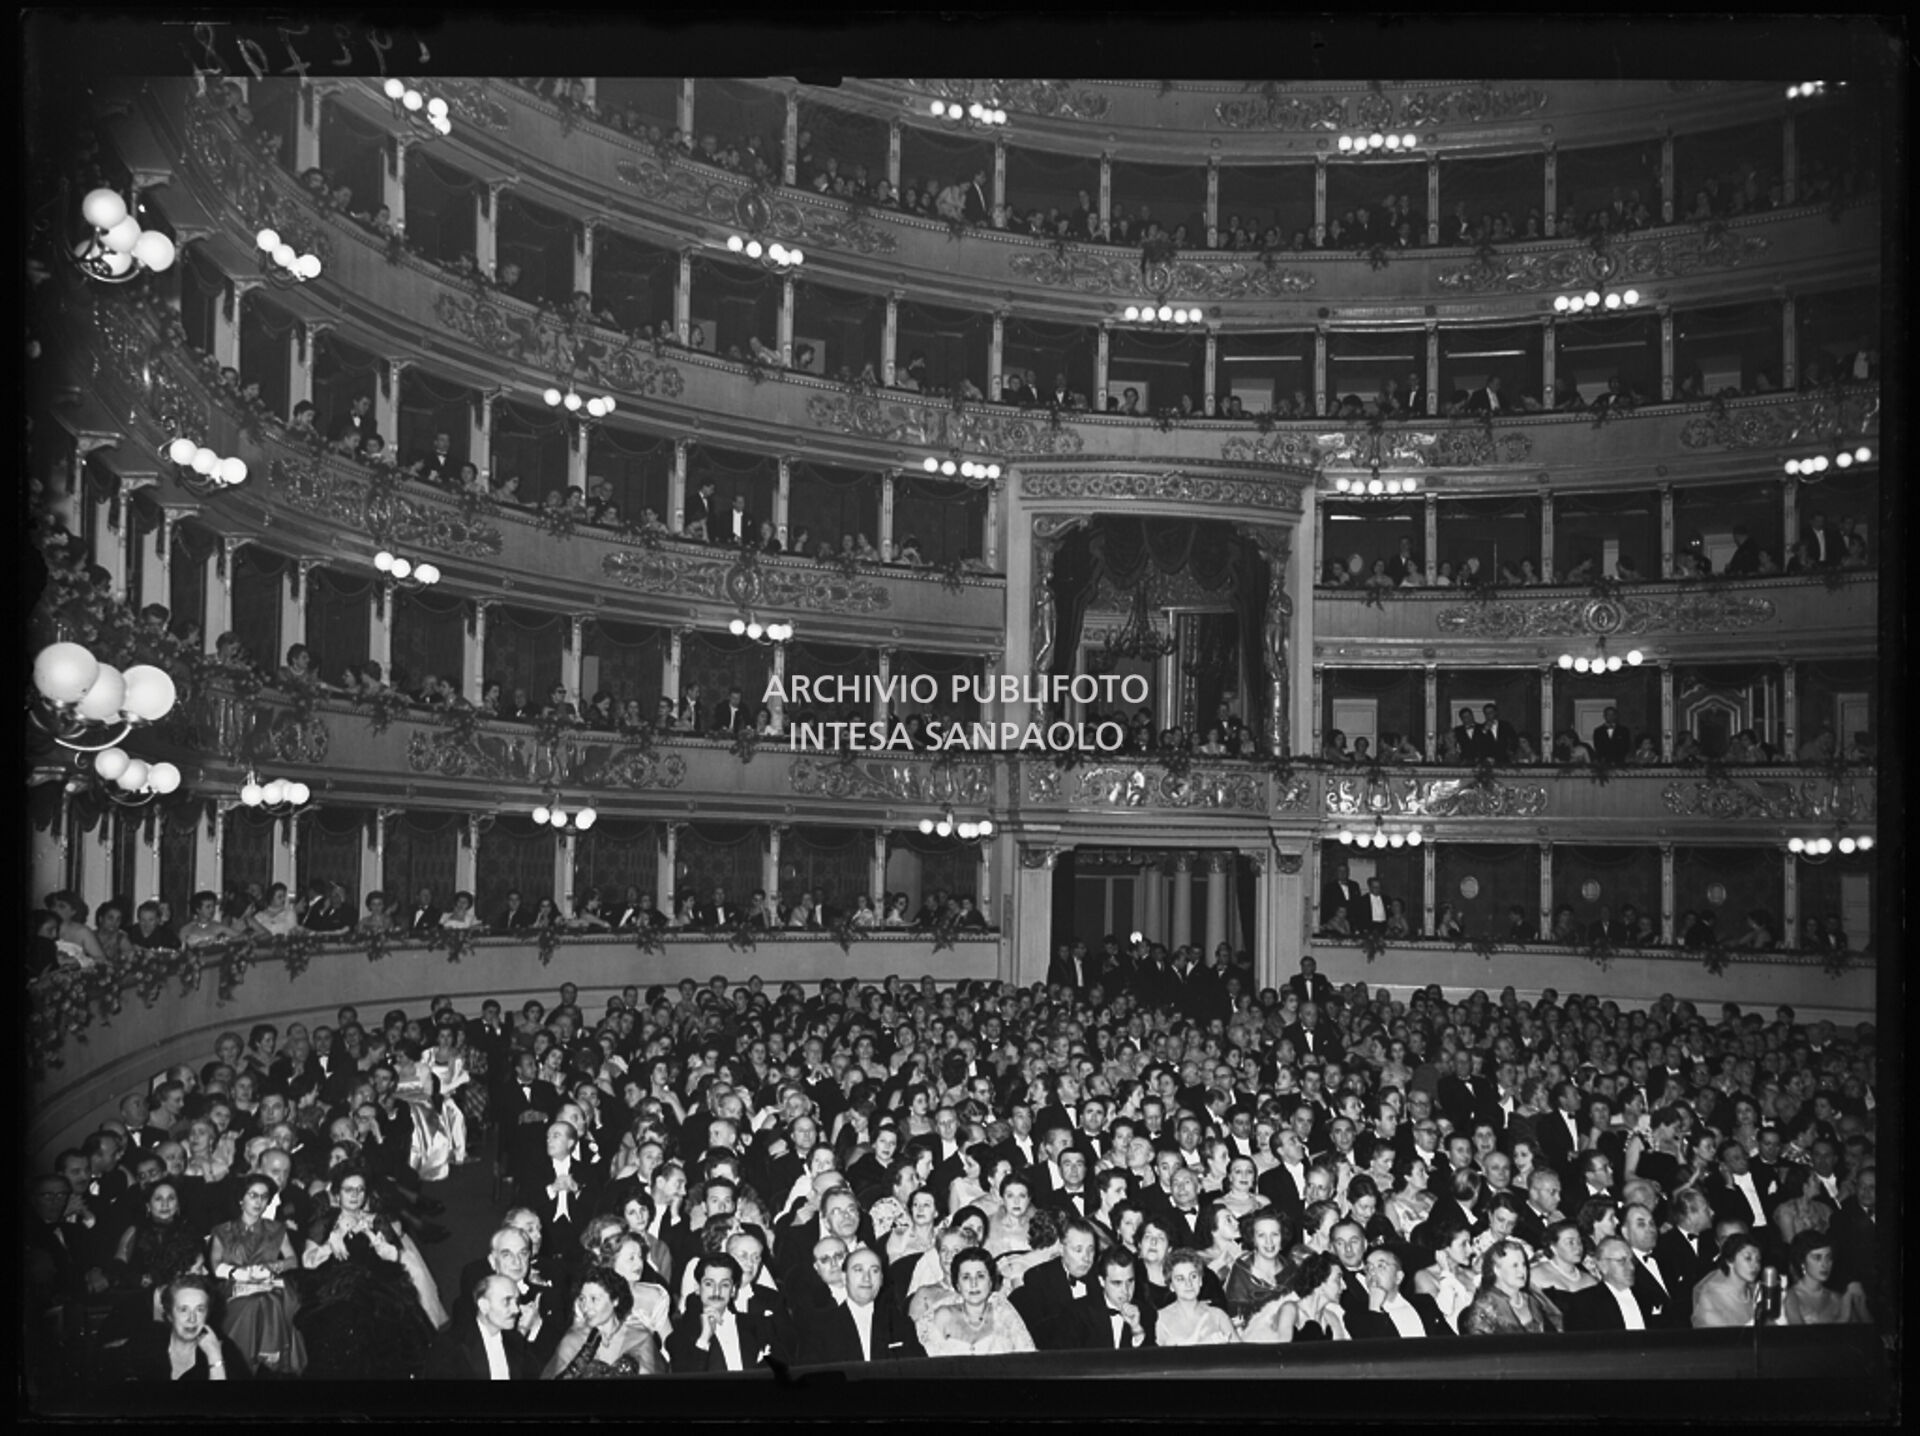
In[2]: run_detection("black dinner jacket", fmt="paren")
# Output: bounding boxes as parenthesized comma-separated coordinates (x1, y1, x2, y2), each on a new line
(423, 1315, 536, 1380)
(1008, 1257, 1095, 1349)
(666, 1308, 775, 1372)
(1349, 1292, 1454, 1339)
(795, 1296, 927, 1364)
(405, 903, 443, 938)
(1560, 1281, 1652, 1333)
(1053, 1290, 1159, 1350)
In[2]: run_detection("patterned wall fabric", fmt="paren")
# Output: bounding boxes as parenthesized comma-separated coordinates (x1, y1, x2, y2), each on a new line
(475, 817, 555, 912)
(384, 814, 460, 906)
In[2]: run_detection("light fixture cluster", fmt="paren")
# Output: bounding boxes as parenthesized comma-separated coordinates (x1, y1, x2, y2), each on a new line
(88, 748, 182, 803)
(382, 78, 453, 135)
(373, 550, 441, 586)
(166, 436, 248, 489)
(531, 797, 596, 831)
(922, 457, 1002, 480)
(32, 643, 178, 753)
(1785, 82, 1830, 100)
(1784, 446, 1872, 477)
(73, 188, 176, 283)
(1332, 472, 1419, 496)
(1788, 831, 1872, 857)
(254, 228, 323, 284)
(729, 616, 793, 643)
(1553, 288, 1639, 315)
(543, 384, 618, 419)
(1557, 646, 1644, 673)
(239, 770, 313, 811)
(1336, 820, 1423, 848)
(929, 99, 1006, 126)
(1336, 131, 1419, 154)
(725, 234, 804, 267)
(920, 810, 994, 840)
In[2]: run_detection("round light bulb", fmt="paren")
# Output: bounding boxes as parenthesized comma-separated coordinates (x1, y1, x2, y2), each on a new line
(532, 805, 550, 825)
(117, 759, 150, 792)
(1368, 132, 1384, 148)
(148, 762, 181, 796)
(543, 388, 563, 407)
(1855, 447, 1871, 462)
(1584, 291, 1601, 308)
(167, 437, 198, 466)
(1335, 477, 1351, 493)
(941, 461, 957, 476)
(1403, 133, 1417, 148)
(240, 780, 264, 807)
(563, 391, 582, 412)
(94, 748, 131, 783)
(730, 618, 746, 635)
(550, 810, 567, 829)
(414, 564, 439, 585)
(295, 253, 322, 280)
(121, 664, 177, 722)
(1554, 295, 1570, 312)
(1367, 479, 1384, 495)
(1338, 830, 1353, 845)
(1385, 134, 1401, 150)
(270, 243, 296, 269)
(1388, 832, 1405, 847)
(586, 398, 606, 418)
(1573, 656, 1590, 673)
(1812, 455, 1829, 472)
(262, 779, 288, 806)
(1609, 656, 1623, 671)
(958, 822, 977, 840)
(768, 243, 787, 264)
(1857, 836, 1874, 851)
(402, 89, 423, 111)
(936, 820, 953, 838)
(1622, 290, 1639, 306)
(374, 551, 395, 572)
(746, 622, 763, 640)
(919, 818, 935, 834)
(1604, 293, 1621, 310)
(1403, 473, 1419, 490)
(1835, 452, 1852, 468)
(390, 558, 412, 579)
(1568, 297, 1584, 313)
(1788, 837, 1804, 853)
(191, 447, 218, 475)
(1784, 459, 1802, 475)
(286, 782, 311, 806)
(745, 240, 763, 259)
(76, 664, 127, 722)
(930, 100, 944, 116)
(83, 188, 129, 230)
(1124, 306, 1139, 321)
(575, 807, 597, 831)
(384, 78, 407, 99)
(600, 396, 615, 413)
(1837, 837, 1856, 854)
(1558, 654, 1574, 669)
(786, 248, 803, 266)
(1157, 305, 1172, 322)
(727, 234, 745, 253)
(1626, 650, 1644, 666)
(986, 464, 1001, 480)
(978, 819, 993, 837)
(1338, 136, 1354, 152)
(1406, 829, 1422, 846)
(133, 230, 176, 273)
(219, 457, 248, 486)
(102, 216, 142, 255)
(923, 457, 940, 472)
(428, 96, 449, 119)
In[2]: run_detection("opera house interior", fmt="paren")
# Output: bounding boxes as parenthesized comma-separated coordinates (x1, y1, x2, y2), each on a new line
(20, 19, 1898, 1418)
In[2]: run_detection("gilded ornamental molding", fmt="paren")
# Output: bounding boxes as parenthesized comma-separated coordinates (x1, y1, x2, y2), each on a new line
(904, 79, 1111, 122)
(1660, 777, 1874, 823)
(1221, 426, 1533, 469)
(1019, 470, 1302, 512)
(1213, 82, 1548, 132)
(429, 80, 511, 131)
(1025, 763, 1267, 811)
(429, 293, 687, 400)
(613, 155, 900, 256)
(789, 756, 992, 804)
(1679, 388, 1879, 452)
(805, 393, 1084, 457)
(407, 728, 688, 789)
(1008, 249, 1314, 299)
(1435, 590, 1776, 640)
(1325, 774, 1549, 820)
(268, 458, 505, 559)
(600, 549, 893, 615)
(1435, 229, 1769, 295)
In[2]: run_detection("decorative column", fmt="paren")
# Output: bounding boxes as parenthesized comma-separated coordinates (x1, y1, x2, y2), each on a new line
(1539, 665, 1555, 758)
(1658, 307, 1675, 402)
(1098, 154, 1112, 234)
(32, 804, 68, 913)
(1542, 318, 1557, 406)
(93, 478, 127, 597)
(74, 814, 115, 916)
(1537, 841, 1553, 941)
(1203, 852, 1229, 957)
(782, 93, 799, 187)
(196, 801, 227, 896)
(574, 220, 594, 301)
(1139, 859, 1164, 945)
(1659, 134, 1675, 224)
(465, 600, 491, 704)
(1171, 852, 1194, 949)
(778, 275, 795, 365)
(139, 506, 175, 610)
(989, 313, 1005, 399)
(1659, 663, 1676, 761)
(774, 458, 791, 540)
(1251, 849, 1295, 995)
(568, 416, 589, 494)
(886, 121, 901, 194)
(1540, 493, 1555, 578)
(1425, 323, 1441, 417)
(364, 811, 388, 909)
(469, 391, 493, 479)
(976, 838, 994, 918)
(1542, 147, 1557, 237)
(1782, 113, 1797, 205)
(878, 474, 896, 555)
(1781, 295, 1798, 390)
(1427, 156, 1442, 246)
(370, 580, 394, 676)
(664, 629, 684, 707)
(209, 538, 241, 646)
(578, 78, 596, 108)
(869, 831, 888, 908)
(1205, 159, 1220, 248)
(1313, 327, 1328, 417)
(1659, 484, 1676, 577)
(767, 643, 786, 731)
(872, 649, 893, 725)
(282, 560, 311, 663)
(674, 249, 692, 343)
(1782, 851, 1799, 946)
(293, 83, 321, 172)
(1422, 842, 1437, 936)
(1203, 331, 1218, 415)
(765, 825, 784, 901)
(1424, 493, 1439, 580)
(1782, 478, 1799, 561)
(1094, 326, 1110, 409)
(273, 810, 298, 891)
(1313, 157, 1328, 242)
(658, 824, 681, 915)
(992, 140, 1007, 229)
(564, 615, 585, 700)
(1659, 843, 1676, 944)
(385, 137, 408, 234)
(985, 484, 1000, 570)
(1782, 660, 1797, 757)
(1012, 846, 1057, 987)
(1423, 665, 1439, 760)
(669, 439, 688, 532)
(1310, 666, 1324, 757)
(209, 279, 246, 370)
(476, 182, 501, 277)
(882, 294, 899, 386)
(553, 829, 573, 913)
(677, 80, 695, 138)
(375, 358, 407, 450)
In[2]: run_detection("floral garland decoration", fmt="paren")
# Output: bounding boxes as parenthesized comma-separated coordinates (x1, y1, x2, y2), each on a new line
(536, 924, 563, 966)
(355, 686, 415, 735)
(726, 914, 759, 954)
(731, 726, 761, 766)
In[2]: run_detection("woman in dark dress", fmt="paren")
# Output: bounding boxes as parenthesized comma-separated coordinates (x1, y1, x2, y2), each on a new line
(207, 1175, 306, 1375)
(104, 1180, 206, 1343)
(295, 1164, 442, 1378)
(121, 1276, 247, 1381)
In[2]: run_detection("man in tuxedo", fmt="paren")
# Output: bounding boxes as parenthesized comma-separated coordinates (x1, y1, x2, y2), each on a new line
(1724, 524, 1762, 576)
(963, 168, 990, 224)
(404, 885, 442, 939)
(1009, 1220, 1102, 1349)
(668, 1254, 775, 1372)
(1385, 537, 1423, 586)
(1561, 1239, 1655, 1332)
(1046, 942, 1101, 992)
(1048, 1150, 1098, 1224)
(514, 1121, 599, 1261)
(796, 1247, 926, 1363)
(424, 1275, 535, 1379)
(721, 495, 752, 547)
(1281, 1003, 1342, 1064)
(499, 1053, 562, 1133)
(684, 480, 717, 541)
(697, 885, 738, 931)
(493, 891, 535, 933)
(1476, 703, 1518, 764)
(1354, 877, 1390, 934)
(1621, 1203, 1682, 1329)
(1591, 707, 1633, 765)
(996, 1103, 1041, 1176)
(328, 394, 379, 449)
(1537, 1081, 1585, 1180)
(1704, 1140, 1773, 1229)
(1450, 707, 1482, 764)
(1328, 1221, 1375, 1324)
(1588, 904, 1631, 948)
(1286, 956, 1335, 1008)
(1512, 1169, 1564, 1252)
(1464, 374, 1507, 416)
(1054, 1248, 1156, 1351)
(1832, 1165, 1878, 1304)
(1437, 1050, 1501, 1135)
(1351, 1248, 1453, 1339)
(416, 432, 459, 487)
(453, 1226, 563, 1368)
(712, 687, 753, 734)
(1322, 860, 1363, 931)
(1653, 1189, 1717, 1315)
(1802, 510, 1843, 568)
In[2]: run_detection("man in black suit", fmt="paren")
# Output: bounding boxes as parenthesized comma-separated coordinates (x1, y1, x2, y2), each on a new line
(1724, 524, 1762, 576)
(1536, 1081, 1585, 1181)
(493, 891, 536, 933)
(1321, 861, 1363, 931)
(328, 394, 379, 449)
(963, 168, 990, 224)
(1280, 1003, 1342, 1065)
(1587, 904, 1630, 948)
(404, 885, 442, 939)
(513, 1121, 599, 1262)
(1045, 941, 1101, 992)
(1286, 956, 1335, 1008)
(667, 1254, 775, 1372)
(1054, 1247, 1157, 1351)
(718, 495, 752, 548)
(1561, 1238, 1656, 1332)
(1008, 1219, 1102, 1349)
(1353, 877, 1390, 934)
(1464, 374, 1507, 416)
(1437, 1050, 1501, 1136)
(1622, 1203, 1683, 1329)
(498, 1053, 562, 1132)
(712, 687, 753, 734)
(1802, 511, 1843, 568)
(1156, 1170, 1208, 1251)
(1384, 537, 1423, 586)
(795, 1247, 926, 1363)
(416, 431, 459, 488)
(1703, 1139, 1773, 1229)
(1449, 707, 1481, 764)
(1592, 707, 1633, 765)
(684, 480, 717, 541)
(697, 885, 739, 931)
(1476, 703, 1517, 764)
(1653, 1189, 1717, 1316)
(424, 1274, 536, 1378)
(1350, 1248, 1453, 1339)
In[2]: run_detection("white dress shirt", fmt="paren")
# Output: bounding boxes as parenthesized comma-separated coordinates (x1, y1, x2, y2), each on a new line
(1606, 1282, 1646, 1330)
(1732, 1172, 1766, 1223)
(478, 1320, 512, 1379)
(708, 1310, 744, 1370)
(548, 1157, 575, 1220)
(1368, 894, 1387, 923)
(848, 1298, 875, 1360)
(1380, 1294, 1426, 1338)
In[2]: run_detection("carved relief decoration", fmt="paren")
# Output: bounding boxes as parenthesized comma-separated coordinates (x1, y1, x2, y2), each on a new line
(790, 757, 992, 804)
(430, 80, 511, 131)
(906, 79, 1111, 122)
(806, 393, 1084, 457)
(1660, 778, 1874, 823)
(1214, 82, 1546, 132)
(601, 550, 892, 614)
(1222, 427, 1532, 469)
(1020, 470, 1301, 511)
(1435, 229, 1769, 295)
(1325, 774, 1549, 820)
(269, 459, 506, 558)
(1274, 852, 1305, 875)
(430, 293, 687, 400)
(1008, 249, 1315, 299)
(407, 729, 688, 789)
(1435, 590, 1776, 640)
(1272, 774, 1315, 812)
(1046, 765, 1267, 811)
(1679, 388, 1880, 451)
(613, 156, 900, 256)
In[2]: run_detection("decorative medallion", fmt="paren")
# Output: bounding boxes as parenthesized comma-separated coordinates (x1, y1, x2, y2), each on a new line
(1580, 879, 1602, 903)
(1458, 875, 1480, 900)
(1436, 590, 1776, 640)
(1705, 883, 1728, 908)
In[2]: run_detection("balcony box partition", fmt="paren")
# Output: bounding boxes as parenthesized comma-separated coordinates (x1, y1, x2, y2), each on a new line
(1432, 842, 1540, 942)
(315, 94, 386, 219)
(247, 78, 299, 173)
(223, 805, 278, 894)
(580, 620, 664, 714)
(585, 425, 673, 526)
(898, 300, 992, 397)
(1216, 165, 1315, 249)
(1793, 89, 1882, 199)
(1321, 497, 1422, 586)
(1003, 144, 1099, 235)
(484, 606, 566, 703)
(1553, 313, 1659, 407)
(1438, 153, 1546, 241)
(1792, 659, 1876, 755)
(783, 826, 873, 912)
(489, 398, 568, 504)
(1554, 138, 1663, 232)
(1553, 664, 1657, 755)
(593, 78, 680, 137)
(1435, 496, 1542, 584)
(1108, 329, 1206, 414)
(1672, 481, 1783, 574)
(237, 293, 294, 419)
(168, 521, 214, 643)
(686, 445, 775, 541)
(1675, 300, 1785, 396)
(898, 127, 994, 216)
(690, 80, 785, 178)
(1673, 120, 1787, 220)
(782, 641, 870, 724)
(1673, 663, 1782, 758)
(1550, 845, 1660, 938)
(1002, 316, 1094, 404)
(675, 822, 763, 907)
(573, 818, 660, 910)
(792, 281, 884, 380)
(889, 830, 981, 906)
(403, 150, 481, 267)
(297, 807, 372, 911)
(390, 586, 466, 698)
(687, 255, 781, 361)
(1217, 330, 1314, 415)
(1435, 670, 1542, 762)
(1109, 160, 1208, 247)
(311, 331, 380, 444)
(1322, 668, 1426, 764)
(396, 368, 476, 474)
(1794, 285, 1879, 384)
(229, 546, 286, 673)
(1324, 160, 1424, 246)
(304, 566, 374, 683)
(591, 231, 677, 338)
(477, 814, 556, 914)
(794, 96, 889, 191)
(680, 633, 771, 727)
(1674, 846, 1784, 945)
(1551, 490, 1660, 585)
(178, 250, 220, 357)
(1439, 323, 1543, 408)
(788, 462, 881, 555)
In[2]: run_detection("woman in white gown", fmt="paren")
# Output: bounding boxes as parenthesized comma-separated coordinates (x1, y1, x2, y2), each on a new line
(389, 1042, 456, 1182)
(423, 1028, 475, 1166)
(915, 1247, 1036, 1358)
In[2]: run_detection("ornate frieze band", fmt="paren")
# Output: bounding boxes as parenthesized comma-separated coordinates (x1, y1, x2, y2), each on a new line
(430, 293, 687, 400)
(1019, 470, 1302, 512)
(407, 729, 687, 790)
(1214, 83, 1547, 132)
(1325, 774, 1549, 820)
(1660, 778, 1874, 823)
(1679, 388, 1879, 452)
(1435, 591, 1776, 640)
(790, 757, 992, 804)
(268, 459, 505, 559)
(614, 157, 899, 256)
(1024, 763, 1266, 811)
(805, 393, 1083, 457)
(1222, 427, 1532, 469)
(904, 79, 1110, 122)
(600, 550, 892, 614)
(1434, 229, 1769, 295)
(1008, 250, 1314, 300)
